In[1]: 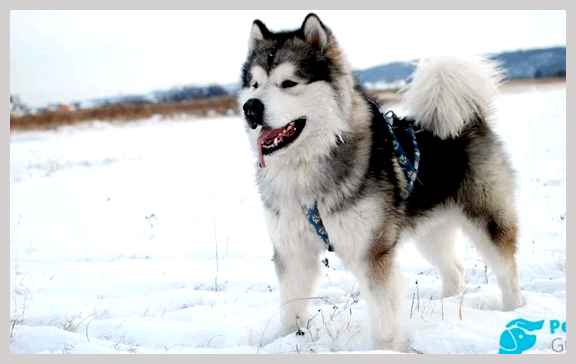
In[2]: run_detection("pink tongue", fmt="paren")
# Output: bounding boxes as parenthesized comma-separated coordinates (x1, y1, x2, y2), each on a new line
(257, 127, 284, 168)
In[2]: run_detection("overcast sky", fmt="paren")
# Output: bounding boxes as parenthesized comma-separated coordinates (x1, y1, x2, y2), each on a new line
(10, 10, 566, 107)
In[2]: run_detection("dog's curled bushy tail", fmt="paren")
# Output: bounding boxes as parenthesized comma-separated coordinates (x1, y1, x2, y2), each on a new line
(402, 57, 503, 139)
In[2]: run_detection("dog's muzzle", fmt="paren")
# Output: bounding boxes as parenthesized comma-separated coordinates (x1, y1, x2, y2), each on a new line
(243, 98, 264, 129)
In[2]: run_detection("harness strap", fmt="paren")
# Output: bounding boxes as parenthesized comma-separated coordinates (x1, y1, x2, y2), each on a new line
(305, 202, 334, 252)
(382, 109, 421, 198)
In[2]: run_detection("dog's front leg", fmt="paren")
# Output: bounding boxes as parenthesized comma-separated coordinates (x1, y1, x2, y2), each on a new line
(272, 241, 321, 335)
(263, 206, 323, 335)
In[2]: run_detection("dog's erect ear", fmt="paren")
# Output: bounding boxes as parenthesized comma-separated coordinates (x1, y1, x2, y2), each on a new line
(301, 13, 329, 49)
(248, 19, 270, 52)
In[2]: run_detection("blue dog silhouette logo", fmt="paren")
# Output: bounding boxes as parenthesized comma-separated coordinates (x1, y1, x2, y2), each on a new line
(499, 318, 545, 354)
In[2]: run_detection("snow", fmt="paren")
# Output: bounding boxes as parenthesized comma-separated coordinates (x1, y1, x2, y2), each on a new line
(10, 82, 565, 354)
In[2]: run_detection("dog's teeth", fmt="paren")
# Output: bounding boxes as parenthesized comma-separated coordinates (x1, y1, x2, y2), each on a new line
(264, 140, 274, 148)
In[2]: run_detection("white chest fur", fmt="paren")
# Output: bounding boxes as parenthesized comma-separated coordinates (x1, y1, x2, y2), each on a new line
(320, 197, 385, 268)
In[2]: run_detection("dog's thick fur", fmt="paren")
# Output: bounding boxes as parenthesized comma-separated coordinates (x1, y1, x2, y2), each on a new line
(239, 13, 524, 350)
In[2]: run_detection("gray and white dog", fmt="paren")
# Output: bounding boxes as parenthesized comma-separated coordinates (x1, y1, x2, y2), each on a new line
(239, 13, 524, 349)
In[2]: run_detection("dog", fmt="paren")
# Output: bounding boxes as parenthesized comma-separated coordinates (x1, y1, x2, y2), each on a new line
(238, 13, 524, 350)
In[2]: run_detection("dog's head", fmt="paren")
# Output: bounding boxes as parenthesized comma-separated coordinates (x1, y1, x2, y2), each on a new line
(239, 13, 355, 167)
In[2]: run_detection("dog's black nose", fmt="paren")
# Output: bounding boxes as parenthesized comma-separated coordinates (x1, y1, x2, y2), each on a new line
(243, 98, 264, 129)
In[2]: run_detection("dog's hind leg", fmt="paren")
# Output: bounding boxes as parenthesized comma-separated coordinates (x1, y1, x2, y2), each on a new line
(412, 216, 465, 297)
(461, 209, 524, 311)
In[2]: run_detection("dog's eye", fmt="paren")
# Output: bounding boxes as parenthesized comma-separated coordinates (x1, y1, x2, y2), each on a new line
(252, 82, 259, 89)
(280, 80, 298, 89)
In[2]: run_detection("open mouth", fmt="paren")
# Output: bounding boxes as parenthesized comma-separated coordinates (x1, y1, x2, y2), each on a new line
(257, 118, 306, 167)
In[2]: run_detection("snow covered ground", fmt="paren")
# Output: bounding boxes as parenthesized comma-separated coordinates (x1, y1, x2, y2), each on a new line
(10, 82, 565, 354)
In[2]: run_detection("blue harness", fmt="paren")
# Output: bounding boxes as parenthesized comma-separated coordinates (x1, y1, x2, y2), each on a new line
(382, 109, 421, 199)
(305, 108, 421, 252)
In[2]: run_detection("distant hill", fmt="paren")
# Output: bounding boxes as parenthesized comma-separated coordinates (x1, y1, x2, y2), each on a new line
(492, 47, 565, 80)
(80, 46, 567, 107)
(28, 46, 565, 114)
(354, 62, 416, 89)
(356, 46, 565, 89)
(73, 84, 229, 111)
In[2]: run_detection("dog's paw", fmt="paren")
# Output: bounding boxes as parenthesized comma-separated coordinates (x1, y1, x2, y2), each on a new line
(502, 292, 526, 311)
(251, 318, 297, 348)
(372, 335, 408, 352)
(441, 279, 465, 298)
